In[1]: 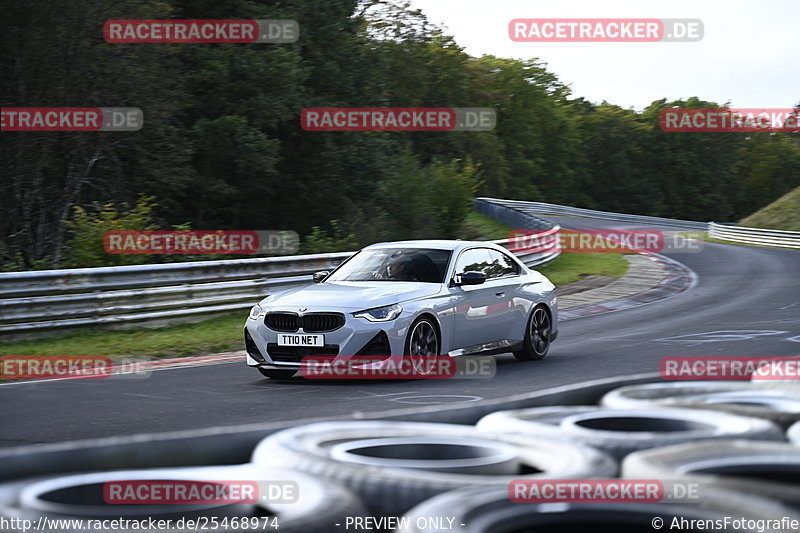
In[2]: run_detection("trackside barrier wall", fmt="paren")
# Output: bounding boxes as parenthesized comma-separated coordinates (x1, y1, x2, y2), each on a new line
(0, 203, 559, 340)
(479, 197, 800, 249)
(709, 222, 800, 249)
(0, 253, 352, 341)
(478, 197, 709, 230)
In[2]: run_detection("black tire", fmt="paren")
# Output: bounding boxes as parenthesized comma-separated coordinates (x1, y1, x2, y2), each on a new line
(622, 439, 800, 509)
(0, 477, 50, 524)
(250, 421, 616, 514)
(601, 381, 800, 428)
(17, 466, 255, 519)
(258, 368, 297, 380)
(0, 464, 366, 533)
(513, 305, 551, 361)
(399, 485, 799, 533)
(477, 406, 785, 459)
(404, 316, 440, 375)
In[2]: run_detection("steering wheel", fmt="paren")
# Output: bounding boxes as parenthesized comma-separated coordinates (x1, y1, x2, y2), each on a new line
(372, 266, 390, 280)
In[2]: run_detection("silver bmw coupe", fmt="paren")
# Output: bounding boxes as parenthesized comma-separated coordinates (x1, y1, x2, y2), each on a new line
(244, 240, 558, 379)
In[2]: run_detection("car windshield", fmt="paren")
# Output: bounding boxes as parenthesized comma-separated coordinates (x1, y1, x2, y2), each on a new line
(326, 248, 452, 283)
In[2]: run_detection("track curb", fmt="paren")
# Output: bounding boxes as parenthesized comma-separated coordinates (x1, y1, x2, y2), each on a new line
(559, 253, 696, 321)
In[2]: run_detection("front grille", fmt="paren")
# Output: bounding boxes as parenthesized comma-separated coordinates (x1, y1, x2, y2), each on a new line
(301, 313, 345, 333)
(265, 313, 298, 332)
(265, 312, 345, 333)
(267, 344, 339, 363)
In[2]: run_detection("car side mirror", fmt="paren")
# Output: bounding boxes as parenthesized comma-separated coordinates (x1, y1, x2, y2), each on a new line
(312, 270, 329, 283)
(454, 271, 486, 286)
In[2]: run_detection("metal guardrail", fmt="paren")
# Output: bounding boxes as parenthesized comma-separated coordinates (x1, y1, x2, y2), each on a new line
(0, 204, 560, 341)
(480, 196, 799, 249)
(478, 197, 709, 230)
(0, 253, 352, 341)
(709, 222, 800, 249)
(473, 198, 561, 267)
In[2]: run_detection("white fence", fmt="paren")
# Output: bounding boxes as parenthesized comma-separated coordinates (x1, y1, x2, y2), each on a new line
(709, 222, 800, 249)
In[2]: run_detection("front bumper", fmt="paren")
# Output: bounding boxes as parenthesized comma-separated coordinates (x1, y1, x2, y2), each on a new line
(244, 309, 416, 370)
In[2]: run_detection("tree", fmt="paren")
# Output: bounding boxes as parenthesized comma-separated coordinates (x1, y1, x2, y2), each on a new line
(733, 134, 800, 217)
(0, 0, 189, 269)
(571, 101, 660, 214)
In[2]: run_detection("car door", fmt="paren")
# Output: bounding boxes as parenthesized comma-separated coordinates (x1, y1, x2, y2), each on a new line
(448, 247, 515, 352)
(484, 248, 527, 341)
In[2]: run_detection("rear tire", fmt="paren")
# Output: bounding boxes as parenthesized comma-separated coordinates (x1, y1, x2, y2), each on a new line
(258, 368, 297, 380)
(514, 305, 551, 361)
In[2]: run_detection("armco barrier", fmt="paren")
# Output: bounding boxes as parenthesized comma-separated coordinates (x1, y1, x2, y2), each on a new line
(0, 205, 559, 341)
(478, 197, 709, 230)
(473, 198, 554, 230)
(482, 199, 561, 268)
(709, 222, 800, 249)
(480, 197, 800, 250)
(0, 253, 352, 341)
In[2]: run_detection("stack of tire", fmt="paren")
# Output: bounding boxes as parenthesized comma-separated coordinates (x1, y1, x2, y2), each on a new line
(246, 379, 800, 532)
(2, 377, 800, 532)
(0, 464, 365, 533)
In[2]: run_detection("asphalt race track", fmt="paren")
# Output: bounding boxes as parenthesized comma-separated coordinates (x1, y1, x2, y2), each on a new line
(2, 215, 798, 447)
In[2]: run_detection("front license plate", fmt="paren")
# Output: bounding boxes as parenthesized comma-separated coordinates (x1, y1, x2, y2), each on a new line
(277, 333, 324, 347)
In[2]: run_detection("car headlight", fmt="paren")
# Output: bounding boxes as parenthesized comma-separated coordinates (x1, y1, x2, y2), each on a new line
(353, 304, 403, 322)
(249, 303, 266, 320)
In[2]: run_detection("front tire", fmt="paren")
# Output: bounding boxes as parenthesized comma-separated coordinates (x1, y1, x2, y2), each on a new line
(405, 316, 440, 375)
(258, 368, 297, 380)
(514, 305, 551, 361)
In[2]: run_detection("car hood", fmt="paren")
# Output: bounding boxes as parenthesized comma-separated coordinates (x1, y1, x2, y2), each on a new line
(261, 281, 443, 311)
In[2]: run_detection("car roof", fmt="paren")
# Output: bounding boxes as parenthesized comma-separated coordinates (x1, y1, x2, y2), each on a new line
(364, 239, 504, 252)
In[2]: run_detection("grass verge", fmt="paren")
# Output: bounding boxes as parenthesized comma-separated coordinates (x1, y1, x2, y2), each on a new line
(739, 186, 800, 231)
(0, 313, 246, 359)
(457, 210, 516, 240)
(537, 252, 628, 286)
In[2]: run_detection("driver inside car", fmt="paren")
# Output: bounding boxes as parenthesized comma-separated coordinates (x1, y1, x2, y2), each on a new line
(386, 256, 418, 281)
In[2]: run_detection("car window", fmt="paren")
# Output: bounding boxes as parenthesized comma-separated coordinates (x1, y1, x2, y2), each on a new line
(454, 248, 521, 280)
(453, 248, 494, 277)
(488, 249, 521, 277)
(326, 248, 451, 283)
